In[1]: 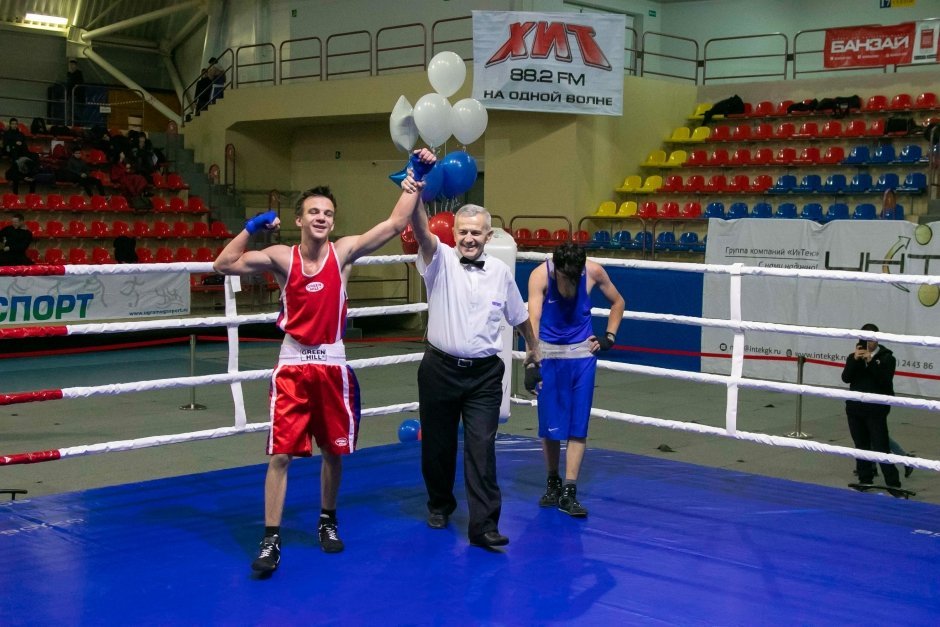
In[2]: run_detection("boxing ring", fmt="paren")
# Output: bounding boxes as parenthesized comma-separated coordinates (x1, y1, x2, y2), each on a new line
(1, 254, 939, 624)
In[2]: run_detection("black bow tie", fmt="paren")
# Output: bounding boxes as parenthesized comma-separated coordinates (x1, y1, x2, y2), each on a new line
(460, 256, 485, 269)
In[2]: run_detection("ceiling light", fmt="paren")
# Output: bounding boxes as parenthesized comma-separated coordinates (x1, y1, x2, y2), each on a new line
(25, 13, 69, 26)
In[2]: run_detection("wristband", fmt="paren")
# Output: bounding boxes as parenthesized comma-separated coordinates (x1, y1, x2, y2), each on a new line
(598, 332, 616, 351)
(408, 153, 434, 182)
(245, 210, 277, 235)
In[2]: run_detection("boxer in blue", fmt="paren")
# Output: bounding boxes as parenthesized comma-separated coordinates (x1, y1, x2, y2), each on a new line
(526, 243, 624, 517)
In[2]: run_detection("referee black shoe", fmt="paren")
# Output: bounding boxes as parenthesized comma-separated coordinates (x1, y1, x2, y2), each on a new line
(251, 534, 281, 575)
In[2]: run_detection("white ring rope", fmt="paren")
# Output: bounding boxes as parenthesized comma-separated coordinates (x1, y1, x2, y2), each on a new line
(2, 252, 938, 478)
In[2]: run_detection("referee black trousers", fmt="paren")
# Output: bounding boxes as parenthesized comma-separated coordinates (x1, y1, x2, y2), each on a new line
(418, 348, 504, 538)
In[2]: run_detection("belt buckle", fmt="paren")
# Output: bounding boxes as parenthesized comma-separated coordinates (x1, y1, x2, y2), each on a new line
(457, 358, 472, 368)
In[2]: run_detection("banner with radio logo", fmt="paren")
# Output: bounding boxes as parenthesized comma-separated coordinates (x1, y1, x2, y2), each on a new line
(472, 10, 625, 116)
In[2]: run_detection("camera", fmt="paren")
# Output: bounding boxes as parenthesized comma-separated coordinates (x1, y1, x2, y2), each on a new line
(856, 340, 867, 349)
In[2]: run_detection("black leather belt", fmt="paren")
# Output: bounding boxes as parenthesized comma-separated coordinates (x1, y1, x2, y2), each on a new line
(427, 344, 499, 368)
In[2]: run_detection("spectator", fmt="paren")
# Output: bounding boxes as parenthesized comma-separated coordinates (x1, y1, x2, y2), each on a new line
(194, 67, 211, 114)
(113, 236, 138, 263)
(841, 323, 901, 489)
(131, 134, 157, 176)
(30, 117, 48, 136)
(2, 118, 26, 157)
(5, 153, 39, 194)
(65, 59, 85, 92)
(61, 147, 106, 197)
(206, 57, 226, 103)
(110, 151, 150, 201)
(0, 213, 34, 266)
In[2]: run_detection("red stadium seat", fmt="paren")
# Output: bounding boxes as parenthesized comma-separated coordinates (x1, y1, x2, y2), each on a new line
(90, 195, 108, 211)
(819, 120, 843, 138)
(136, 247, 155, 263)
(155, 247, 174, 263)
(889, 93, 912, 110)
(174, 247, 195, 262)
(90, 221, 110, 237)
(166, 173, 189, 190)
(45, 220, 66, 237)
(24, 193, 45, 209)
(152, 221, 172, 238)
(914, 92, 938, 109)
(151, 172, 168, 189)
(793, 122, 818, 138)
(550, 228, 569, 244)
(67, 220, 87, 237)
(195, 246, 215, 262)
(658, 201, 680, 218)
(46, 194, 67, 210)
(187, 196, 208, 213)
(68, 195, 89, 211)
(111, 220, 130, 236)
(2, 193, 22, 209)
(679, 202, 701, 218)
(750, 101, 774, 117)
(68, 248, 89, 264)
(865, 94, 888, 111)
(842, 119, 866, 138)
(637, 201, 657, 219)
(92, 247, 114, 264)
(44, 247, 66, 264)
(173, 221, 191, 237)
(109, 196, 131, 212)
(210, 221, 233, 238)
(752, 123, 774, 140)
(731, 124, 751, 141)
(512, 228, 532, 246)
(191, 222, 211, 237)
(730, 148, 752, 166)
(150, 196, 169, 212)
(133, 221, 152, 237)
(169, 197, 186, 213)
(752, 148, 774, 165)
(25, 220, 42, 237)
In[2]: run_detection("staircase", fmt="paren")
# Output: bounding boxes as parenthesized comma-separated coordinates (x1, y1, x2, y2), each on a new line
(149, 130, 245, 233)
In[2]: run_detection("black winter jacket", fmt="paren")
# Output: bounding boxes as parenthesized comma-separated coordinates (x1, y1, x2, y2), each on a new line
(841, 344, 895, 417)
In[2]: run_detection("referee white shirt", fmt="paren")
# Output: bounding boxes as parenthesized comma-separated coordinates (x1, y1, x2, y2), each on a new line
(417, 242, 528, 359)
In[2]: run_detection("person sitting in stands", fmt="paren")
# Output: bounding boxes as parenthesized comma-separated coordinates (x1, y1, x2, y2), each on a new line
(61, 147, 106, 197)
(110, 151, 150, 201)
(0, 213, 34, 266)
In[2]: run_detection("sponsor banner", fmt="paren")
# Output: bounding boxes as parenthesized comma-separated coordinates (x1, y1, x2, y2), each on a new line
(912, 19, 940, 64)
(0, 273, 190, 323)
(472, 10, 625, 116)
(702, 219, 940, 398)
(824, 23, 915, 68)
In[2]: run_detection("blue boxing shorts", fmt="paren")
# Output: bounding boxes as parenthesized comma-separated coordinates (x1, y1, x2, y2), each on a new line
(536, 339, 597, 440)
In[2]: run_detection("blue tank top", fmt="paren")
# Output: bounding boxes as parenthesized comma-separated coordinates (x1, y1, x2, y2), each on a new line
(539, 260, 593, 344)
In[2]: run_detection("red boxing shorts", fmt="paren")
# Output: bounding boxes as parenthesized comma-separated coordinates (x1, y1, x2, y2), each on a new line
(268, 337, 361, 457)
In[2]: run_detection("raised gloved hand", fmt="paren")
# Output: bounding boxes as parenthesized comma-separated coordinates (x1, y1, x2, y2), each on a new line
(597, 332, 616, 351)
(244, 210, 278, 235)
(524, 363, 542, 393)
(408, 152, 434, 182)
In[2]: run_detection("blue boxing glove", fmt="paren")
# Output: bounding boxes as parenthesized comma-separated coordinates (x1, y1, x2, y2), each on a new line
(408, 152, 434, 182)
(524, 363, 542, 393)
(245, 210, 278, 235)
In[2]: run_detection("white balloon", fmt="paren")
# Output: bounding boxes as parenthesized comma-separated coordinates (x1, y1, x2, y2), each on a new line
(389, 95, 418, 153)
(412, 93, 453, 148)
(451, 98, 488, 146)
(427, 51, 466, 98)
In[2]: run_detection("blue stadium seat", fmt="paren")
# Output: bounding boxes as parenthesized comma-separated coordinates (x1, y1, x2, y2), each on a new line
(852, 203, 877, 220)
(678, 231, 699, 250)
(703, 202, 725, 219)
(726, 202, 749, 219)
(633, 231, 653, 251)
(882, 204, 905, 220)
(655, 231, 679, 251)
(894, 144, 923, 164)
(842, 145, 870, 165)
(868, 144, 896, 165)
(768, 174, 796, 194)
(795, 174, 822, 193)
(898, 172, 927, 192)
(871, 173, 900, 193)
(846, 173, 873, 194)
(586, 229, 611, 249)
(821, 174, 847, 194)
(800, 203, 824, 221)
(750, 202, 773, 218)
(610, 230, 632, 249)
(774, 203, 798, 219)
(825, 203, 850, 222)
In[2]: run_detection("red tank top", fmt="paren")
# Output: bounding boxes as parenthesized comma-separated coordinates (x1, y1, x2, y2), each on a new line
(276, 244, 347, 344)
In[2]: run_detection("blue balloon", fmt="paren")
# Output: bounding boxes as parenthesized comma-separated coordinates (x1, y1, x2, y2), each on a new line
(388, 166, 407, 187)
(398, 418, 421, 442)
(421, 162, 444, 202)
(440, 151, 478, 198)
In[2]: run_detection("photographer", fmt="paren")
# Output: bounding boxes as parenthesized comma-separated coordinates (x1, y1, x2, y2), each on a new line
(841, 323, 901, 488)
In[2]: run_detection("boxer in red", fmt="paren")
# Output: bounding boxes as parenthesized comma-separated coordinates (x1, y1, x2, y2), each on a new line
(213, 148, 435, 576)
